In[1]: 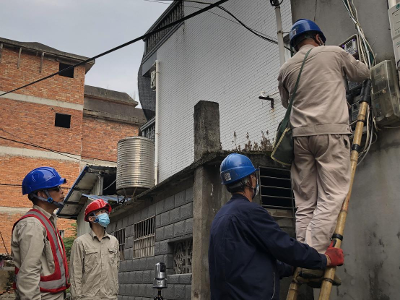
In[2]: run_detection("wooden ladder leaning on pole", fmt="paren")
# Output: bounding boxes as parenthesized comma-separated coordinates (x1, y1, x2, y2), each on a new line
(286, 79, 372, 300)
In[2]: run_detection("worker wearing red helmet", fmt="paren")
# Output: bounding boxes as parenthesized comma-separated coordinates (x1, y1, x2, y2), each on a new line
(69, 199, 119, 299)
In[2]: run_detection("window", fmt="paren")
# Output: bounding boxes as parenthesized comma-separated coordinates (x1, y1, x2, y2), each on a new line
(259, 167, 295, 230)
(59, 230, 65, 238)
(59, 63, 74, 78)
(55, 113, 71, 128)
(173, 239, 192, 274)
(114, 229, 125, 260)
(133, 216, 155, 258)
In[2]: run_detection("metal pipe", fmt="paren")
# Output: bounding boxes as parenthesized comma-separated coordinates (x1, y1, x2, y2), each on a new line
(154, 60, 160, 185)
(388, 0, 398, 8)
(274, 5, 286, 66)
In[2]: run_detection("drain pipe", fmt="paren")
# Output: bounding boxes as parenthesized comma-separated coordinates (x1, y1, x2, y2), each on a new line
(273, 3, 286, 66)
(154, 60, 160, 185)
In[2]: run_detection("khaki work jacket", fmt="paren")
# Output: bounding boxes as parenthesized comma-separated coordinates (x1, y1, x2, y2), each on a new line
(11, 205, 65, 300)
(278, 44, 370, 136)
(69, 230, 119, 300)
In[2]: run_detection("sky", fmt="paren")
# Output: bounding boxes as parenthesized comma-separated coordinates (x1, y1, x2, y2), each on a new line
(0, 0, 170, 105)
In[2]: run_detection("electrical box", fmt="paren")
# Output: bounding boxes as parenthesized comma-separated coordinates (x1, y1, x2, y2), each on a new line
(340, 35, 360, 60)
(340, 35, 364, 127)
(371, 60, 400, 126)
(150, 70, 156, 90)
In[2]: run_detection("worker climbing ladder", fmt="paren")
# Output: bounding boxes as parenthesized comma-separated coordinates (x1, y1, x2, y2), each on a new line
(286, 79, 372, 300)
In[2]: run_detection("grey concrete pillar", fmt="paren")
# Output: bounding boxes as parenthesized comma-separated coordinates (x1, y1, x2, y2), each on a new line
(193, 100, 221, 160)
(191, 100, 227, 299)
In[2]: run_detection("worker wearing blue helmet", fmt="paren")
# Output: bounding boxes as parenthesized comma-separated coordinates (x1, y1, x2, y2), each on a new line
(12, 167, 69, 299)
(209, 153, 345, 300)
(278, 20, 369, 282)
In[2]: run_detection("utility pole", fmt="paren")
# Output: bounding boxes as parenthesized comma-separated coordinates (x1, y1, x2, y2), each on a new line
(271, 0, 286, 66)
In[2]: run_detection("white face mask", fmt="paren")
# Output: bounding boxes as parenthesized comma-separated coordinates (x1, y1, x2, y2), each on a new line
(252, 178, 259, 200)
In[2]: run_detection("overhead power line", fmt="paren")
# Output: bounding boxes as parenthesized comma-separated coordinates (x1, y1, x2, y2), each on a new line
(0, 0, 229, 98)
(150, 0, 290, 50)
(0, 128, 114, 165)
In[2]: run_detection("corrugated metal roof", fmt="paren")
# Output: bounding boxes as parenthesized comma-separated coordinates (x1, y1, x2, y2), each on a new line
(57, 165, 116, 219)
(82, 194, 129, 204)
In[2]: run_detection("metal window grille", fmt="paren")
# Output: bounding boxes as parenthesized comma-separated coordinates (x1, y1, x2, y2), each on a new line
(134, 216, 155, 258)
(114, 229, 125, 260)
(259, 167, 295, 230)
(173, 239, 192, 274)
(144, 1, 184, 56)
(141, 118, 155, 141)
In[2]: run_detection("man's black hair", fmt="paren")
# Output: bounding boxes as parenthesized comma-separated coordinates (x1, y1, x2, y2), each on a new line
(292, 31, 319, 50)
(28, 192, 39, 205)
(226, 176, 252, 193)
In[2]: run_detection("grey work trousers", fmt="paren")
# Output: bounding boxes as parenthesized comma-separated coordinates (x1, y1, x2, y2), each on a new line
(291, 134, 351, 253)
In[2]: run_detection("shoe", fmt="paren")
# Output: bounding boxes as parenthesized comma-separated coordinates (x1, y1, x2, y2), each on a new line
(296, 268, 341, 288)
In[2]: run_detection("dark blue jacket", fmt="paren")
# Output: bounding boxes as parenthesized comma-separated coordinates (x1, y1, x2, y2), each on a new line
(209, 194, 327, 300)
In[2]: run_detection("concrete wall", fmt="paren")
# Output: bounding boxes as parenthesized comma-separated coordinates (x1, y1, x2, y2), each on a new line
(291, 1, 400, 299)
(108, 186, 194, 300)
(152, 0, 293, 181)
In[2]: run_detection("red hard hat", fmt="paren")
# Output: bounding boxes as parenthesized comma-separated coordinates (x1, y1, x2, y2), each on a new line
(84, 199, 112, 222)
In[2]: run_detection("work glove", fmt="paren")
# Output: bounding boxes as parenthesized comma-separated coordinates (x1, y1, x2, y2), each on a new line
(324, 241, 344, 267)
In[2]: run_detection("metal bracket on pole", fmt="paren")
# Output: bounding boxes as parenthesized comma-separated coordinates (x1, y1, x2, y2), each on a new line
(259, 96, 275, 109)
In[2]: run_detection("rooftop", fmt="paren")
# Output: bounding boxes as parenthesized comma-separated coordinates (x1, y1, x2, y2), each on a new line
(0, 37, 95, 73)
(84, 85, 138, 106)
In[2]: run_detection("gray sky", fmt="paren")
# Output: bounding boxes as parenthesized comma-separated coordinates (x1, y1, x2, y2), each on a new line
(0, 0, 170, 104)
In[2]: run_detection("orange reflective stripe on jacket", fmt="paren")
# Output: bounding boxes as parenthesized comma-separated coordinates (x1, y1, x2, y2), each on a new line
(12, 209, 70, 293)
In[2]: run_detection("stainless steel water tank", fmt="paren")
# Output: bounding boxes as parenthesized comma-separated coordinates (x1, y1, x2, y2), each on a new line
(116, 136, 155, 196)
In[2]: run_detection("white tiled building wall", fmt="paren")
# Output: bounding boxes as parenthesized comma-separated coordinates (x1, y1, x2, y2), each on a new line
(156, 0, 293, 181)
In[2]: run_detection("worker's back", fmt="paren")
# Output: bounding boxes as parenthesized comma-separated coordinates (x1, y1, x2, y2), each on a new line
(278, 44, 369, 137)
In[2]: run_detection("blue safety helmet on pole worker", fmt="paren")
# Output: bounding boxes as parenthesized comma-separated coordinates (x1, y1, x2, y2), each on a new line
(220, 153, 257, 185)
(22, 166, 67, 208)
(289, 19, 326, 50)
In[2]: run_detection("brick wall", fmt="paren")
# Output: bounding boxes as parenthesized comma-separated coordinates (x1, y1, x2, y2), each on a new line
(0, 48, 85, 104)
(81, 116, 140, 162)
(0, 154, 80, 253)
(0, 155, 80, 207)
(108, 187, 193, 300)
(0, 98, 83, 155)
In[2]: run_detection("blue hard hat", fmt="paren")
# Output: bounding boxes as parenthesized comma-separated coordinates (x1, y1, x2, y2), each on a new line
(22, 167, 66, 195)
(220, 153, 257, 185)
(289, 19, 326, 48)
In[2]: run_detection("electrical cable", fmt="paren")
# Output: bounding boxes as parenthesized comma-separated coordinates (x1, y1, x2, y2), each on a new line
(0, 128, 116, 165)
(149, 0, 290, 49)
(341, 0, 377, 164)
(0, 182, 71, 189)
(0, 0, 230, 98)
(0, 232, 9, 256)
(103, 179, 116, 191)
(0, 135, 82, 161)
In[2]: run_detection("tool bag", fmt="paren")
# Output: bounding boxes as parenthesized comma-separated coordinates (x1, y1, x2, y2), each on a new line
(271, 48, 312, 166)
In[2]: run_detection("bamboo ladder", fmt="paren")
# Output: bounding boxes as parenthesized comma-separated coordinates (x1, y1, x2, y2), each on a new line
(286, 80, 372, 300)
